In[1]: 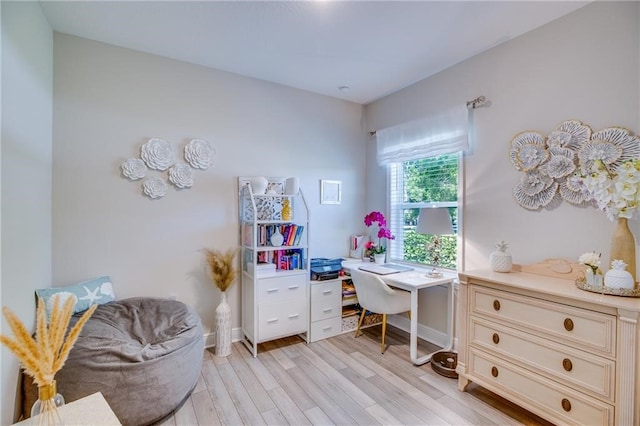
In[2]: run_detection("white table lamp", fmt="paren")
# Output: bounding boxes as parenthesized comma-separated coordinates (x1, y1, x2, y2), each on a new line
(417, 207, 453, 277)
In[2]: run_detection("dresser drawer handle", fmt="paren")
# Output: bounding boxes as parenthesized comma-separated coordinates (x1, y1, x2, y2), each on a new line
(564, 318, 574, 332)
(562, 358, 573, 372)
(492, 333, 500, 344)
(491, 366, 499, 378)
(288, 285, 299, 290)
(493, 300, 501, 311)
(322, 290, 333, 295)
(288, 314, 300, 319)
(561, 398, 572, 412)
(322, 308, 333, 313)
(267, 288, 279, 293)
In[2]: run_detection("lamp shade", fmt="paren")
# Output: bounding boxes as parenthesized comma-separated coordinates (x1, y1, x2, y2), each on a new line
(416, 208, 453, 235)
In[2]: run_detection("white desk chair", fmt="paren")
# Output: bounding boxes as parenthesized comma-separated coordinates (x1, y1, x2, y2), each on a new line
(350, 269, 411, 353)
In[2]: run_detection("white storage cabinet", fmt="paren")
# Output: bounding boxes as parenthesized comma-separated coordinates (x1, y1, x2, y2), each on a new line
(239, 177, 310, 356)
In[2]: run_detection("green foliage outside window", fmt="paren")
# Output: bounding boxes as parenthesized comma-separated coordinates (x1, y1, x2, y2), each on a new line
(391, 154, 458, 270)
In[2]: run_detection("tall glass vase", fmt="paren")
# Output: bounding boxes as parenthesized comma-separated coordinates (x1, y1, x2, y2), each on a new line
(215, 292, 232, 357)
(610, 217, 637, 288)
(31, 380, 64, 425)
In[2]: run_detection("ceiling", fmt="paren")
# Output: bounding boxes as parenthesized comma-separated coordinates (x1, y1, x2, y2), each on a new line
(39, 1, 590, 105)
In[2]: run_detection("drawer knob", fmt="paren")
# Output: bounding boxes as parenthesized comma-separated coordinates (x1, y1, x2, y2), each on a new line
(491, 366, 499, 377)
(563, 318, 574, 332)
(492, 333, 500, 344)
(562, 358, 573, 372)
(561, 398, 572, 412)
(493, 300, 501, 311)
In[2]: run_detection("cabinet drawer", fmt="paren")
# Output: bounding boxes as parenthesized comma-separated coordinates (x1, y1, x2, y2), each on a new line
(309, 317, 342, 343)
(469, 316, 615, 402)
(258, 274, 307, 303)
(258, 299, 308, 341)
(470, 285, 616, 356)
(311, 281, 341, 321)
(468, 348, 614, 426)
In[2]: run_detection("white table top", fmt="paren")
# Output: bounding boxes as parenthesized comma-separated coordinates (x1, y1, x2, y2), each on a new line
(15, 392, 121, 425)
(343, 260, 454, 291)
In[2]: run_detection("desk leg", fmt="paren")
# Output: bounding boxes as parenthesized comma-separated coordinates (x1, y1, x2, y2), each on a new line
(409, 281, 455, 366)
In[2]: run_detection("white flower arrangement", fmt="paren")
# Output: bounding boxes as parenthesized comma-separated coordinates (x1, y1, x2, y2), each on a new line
(583, 158, 640, 220)
(578, 251, 601, 274)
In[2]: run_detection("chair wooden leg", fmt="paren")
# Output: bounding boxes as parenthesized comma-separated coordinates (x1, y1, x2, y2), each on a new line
(381, 313, 387, 353)
(354, 309, 367, 338)
(407, 311, 411, 319)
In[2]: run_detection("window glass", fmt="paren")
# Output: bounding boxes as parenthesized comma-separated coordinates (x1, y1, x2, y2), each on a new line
(388, 153, 459, 269)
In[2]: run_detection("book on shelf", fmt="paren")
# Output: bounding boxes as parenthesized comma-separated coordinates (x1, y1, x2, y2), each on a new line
(255, 224, 304, 247)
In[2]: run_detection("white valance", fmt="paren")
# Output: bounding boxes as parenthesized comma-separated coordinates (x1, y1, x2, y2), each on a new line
(376, 104, 469, 165)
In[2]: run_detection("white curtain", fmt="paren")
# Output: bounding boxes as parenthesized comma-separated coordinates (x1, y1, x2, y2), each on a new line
(376, 104, 469, 165)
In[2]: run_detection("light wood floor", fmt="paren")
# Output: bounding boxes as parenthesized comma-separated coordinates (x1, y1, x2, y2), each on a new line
(153, 325, 553, 425)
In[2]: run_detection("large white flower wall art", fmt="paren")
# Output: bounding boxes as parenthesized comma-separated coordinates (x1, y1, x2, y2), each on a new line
(510, 120, 640, 211)
(120, 137, 216, 199)
(184, 139, 216, 170)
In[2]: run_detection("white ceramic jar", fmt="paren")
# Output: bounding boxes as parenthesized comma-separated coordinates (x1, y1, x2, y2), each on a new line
(604, 260, 634, 289)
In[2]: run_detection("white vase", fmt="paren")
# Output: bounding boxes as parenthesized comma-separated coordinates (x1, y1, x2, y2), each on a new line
(215, 292, 232, 357)
(585, 268, 604, 287)
(249, 177, 268, 195)
(604, 261, 634, 289)
(374, 253, 386, 264)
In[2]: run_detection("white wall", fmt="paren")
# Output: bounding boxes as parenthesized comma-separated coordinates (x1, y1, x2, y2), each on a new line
(52, 34, 367, 340)
(365, 1, 639, 333)
(1, 2, 53, 423)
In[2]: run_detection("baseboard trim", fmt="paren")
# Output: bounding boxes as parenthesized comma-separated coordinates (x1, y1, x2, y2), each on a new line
(204, 327, 244, 348)
(386, 315, 449, 349)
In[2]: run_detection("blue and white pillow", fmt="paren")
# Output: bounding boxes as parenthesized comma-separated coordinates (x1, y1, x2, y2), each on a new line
(36, 276, 116, 319)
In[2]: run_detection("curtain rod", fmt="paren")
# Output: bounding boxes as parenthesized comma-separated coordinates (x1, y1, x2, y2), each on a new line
(369, 95, 486, 136)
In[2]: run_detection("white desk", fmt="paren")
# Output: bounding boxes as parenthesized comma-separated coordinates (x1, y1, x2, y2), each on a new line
(343, 261, 455, 365)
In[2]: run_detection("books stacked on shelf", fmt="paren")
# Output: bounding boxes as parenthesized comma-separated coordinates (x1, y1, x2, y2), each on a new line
(256, 224, 305, 247)
(342, 279, 358, 306)
(256, 248, 306, 271)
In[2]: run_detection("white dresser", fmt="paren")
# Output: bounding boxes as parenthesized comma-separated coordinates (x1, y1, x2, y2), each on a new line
(457, 270, 639, 426)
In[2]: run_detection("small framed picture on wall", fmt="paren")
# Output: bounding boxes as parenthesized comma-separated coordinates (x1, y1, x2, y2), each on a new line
(320, 180, 341, 204)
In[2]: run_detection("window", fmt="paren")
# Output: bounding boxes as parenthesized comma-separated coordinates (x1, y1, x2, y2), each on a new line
(387, 153, 459, 269)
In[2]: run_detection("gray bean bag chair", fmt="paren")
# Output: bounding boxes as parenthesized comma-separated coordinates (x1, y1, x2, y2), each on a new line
(22, 297, 204, 425)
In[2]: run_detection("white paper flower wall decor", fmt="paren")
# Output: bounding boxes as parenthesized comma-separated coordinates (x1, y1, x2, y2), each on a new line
(510, 120, 640, 211)
(141, 138, 176, 171)
(142, 177, 168, 199)
(184, 139, 216, 170)
(120, 137, 216, 198)
(168, 163, 194, 189)
(121, 158, 147, 180)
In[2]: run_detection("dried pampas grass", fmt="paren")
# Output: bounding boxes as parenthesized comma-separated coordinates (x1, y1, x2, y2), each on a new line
(203, 248, 238, 292)
(0, 296, 97, 387)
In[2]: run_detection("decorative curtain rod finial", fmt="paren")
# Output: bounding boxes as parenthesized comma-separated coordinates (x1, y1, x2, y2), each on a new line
(467, 96, 487, 109)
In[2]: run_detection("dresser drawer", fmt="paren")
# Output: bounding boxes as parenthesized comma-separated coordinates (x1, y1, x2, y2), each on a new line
(468, 348, 614, 426)
(309, 316, 342, 342)
(258, 274, 307, 303)
(311, 280, 341, 322)
(258, 299, 308, 341)
(470, 285, 616, 356)
(469, 316, 615, 402)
